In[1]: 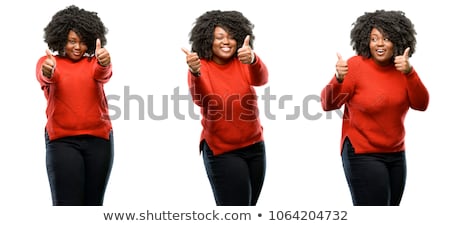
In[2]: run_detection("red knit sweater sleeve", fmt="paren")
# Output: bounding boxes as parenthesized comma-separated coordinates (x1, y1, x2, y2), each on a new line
(188, 61, 210, 107)
(36, 55, 59, 99)
(247, 54, 268, 86)
(321, 74, 355, 111)
(405, 68, 429, 111)
(93, 58, 112, 83)
(321, 56, 361, 111)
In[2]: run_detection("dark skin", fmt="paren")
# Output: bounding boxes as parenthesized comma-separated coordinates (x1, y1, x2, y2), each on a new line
(182, 26, 254, 74)
(42, 30, 111, 78)
(336, 28, 412, 81)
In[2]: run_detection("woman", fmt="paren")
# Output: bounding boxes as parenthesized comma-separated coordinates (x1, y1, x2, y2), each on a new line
(36, 5, 114, 206)
(321, 10, 429, 206)
(182, 10, 269, 206)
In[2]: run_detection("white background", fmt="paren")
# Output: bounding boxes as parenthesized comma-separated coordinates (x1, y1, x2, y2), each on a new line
(0, 0, 448, 225)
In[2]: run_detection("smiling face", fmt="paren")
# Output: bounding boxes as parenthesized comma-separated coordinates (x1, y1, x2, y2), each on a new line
(211, 26, 237, 65)
(64, 30, 88, 61)
(369, 28, 394, 66)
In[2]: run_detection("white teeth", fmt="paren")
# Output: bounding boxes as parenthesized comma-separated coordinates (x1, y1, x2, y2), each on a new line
(376, 50, 384, 55)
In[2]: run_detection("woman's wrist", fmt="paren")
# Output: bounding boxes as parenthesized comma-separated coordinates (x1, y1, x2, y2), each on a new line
(335, 72, 344, 83)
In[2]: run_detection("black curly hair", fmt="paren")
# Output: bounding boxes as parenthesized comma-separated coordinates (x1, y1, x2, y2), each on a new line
(43, 5, 108, 56)
(350, 10, 416, 59)
(188, 10, 255, 60)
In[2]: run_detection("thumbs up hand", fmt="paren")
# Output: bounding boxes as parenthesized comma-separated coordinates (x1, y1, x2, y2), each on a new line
(335, 52, 348, 82)
(182, 47, 201, 74)
(95, 38, 111, 66)
(394, 47, 412, 74)
(237, 35, 254, 64)
(42, 49, 56, 78)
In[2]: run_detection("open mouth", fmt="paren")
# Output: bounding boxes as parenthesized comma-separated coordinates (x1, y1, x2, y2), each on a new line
(375, 49, 385, 55)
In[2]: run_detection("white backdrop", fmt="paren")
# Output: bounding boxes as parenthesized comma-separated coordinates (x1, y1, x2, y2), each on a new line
(1, 0, 448, 225)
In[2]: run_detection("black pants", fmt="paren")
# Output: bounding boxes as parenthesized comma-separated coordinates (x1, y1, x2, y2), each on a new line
(45, 131, 114, 206)
(341, 137, 406, 206)
(202, 140, 266, 206)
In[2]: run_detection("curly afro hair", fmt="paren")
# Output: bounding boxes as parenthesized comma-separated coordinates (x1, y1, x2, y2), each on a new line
(43, 5, 108, 56)
(188, 10, 255, 60)
(350, 10, 416, 59)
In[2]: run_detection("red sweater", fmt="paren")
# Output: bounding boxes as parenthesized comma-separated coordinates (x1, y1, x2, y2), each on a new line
(36, 56, 113, 141)
(321, 56, 429, 154)
(188, 55, 268, 156)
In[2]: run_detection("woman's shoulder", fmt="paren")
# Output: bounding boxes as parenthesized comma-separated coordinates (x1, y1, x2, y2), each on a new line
(347, 55, 363, 63)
